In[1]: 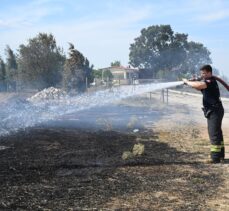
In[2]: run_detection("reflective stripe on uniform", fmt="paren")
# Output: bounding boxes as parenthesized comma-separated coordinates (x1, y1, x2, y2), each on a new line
(211, 145, 222, 152)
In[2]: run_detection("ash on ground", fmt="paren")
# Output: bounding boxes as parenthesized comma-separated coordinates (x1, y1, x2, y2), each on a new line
(0, 93, 227, 210)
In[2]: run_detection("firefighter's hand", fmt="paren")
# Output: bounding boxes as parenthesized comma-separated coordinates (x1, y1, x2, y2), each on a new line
(182, 78, 188, 84)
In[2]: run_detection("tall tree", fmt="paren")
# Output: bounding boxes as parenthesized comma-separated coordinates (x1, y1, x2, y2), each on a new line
(0, 57, 6, 91)
(5, 46, 18, 91)
(181, 41, 212, 75)
(84, 57, 94, 84)
(5, 45, 17, 70)
(63, 43, 93, 92)
(17, 33, 65, 89)
(129, 25, 211, 79)
(129, 25, 175, 77)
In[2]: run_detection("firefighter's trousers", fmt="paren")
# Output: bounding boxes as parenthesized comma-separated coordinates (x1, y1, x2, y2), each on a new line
(207, 104, 224, 161)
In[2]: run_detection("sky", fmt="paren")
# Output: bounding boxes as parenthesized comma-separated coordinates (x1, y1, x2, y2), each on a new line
(0, 0, 229, 77)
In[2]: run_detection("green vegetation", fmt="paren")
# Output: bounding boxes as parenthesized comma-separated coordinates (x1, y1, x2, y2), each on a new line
(111, 60, 121, 67)
(93, 69, 113, 82)
(0, 25, 226, 93)
(129, 25, 212, 79)
(17, 33, 65, 90)
(0, 57, 6, 91)
(63, 43, 93, 93)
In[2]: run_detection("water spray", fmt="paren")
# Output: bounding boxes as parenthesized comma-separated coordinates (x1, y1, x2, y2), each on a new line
(0, 81, 183, 136)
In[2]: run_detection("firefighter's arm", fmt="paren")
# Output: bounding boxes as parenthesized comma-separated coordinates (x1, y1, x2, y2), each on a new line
(182, 79, 207, 90)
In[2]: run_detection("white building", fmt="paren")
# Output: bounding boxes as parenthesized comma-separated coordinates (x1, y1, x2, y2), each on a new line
(100, 66, 139, 85)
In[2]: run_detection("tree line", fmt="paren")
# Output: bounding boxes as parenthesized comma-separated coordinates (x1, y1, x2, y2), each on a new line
(0, 25, 223, 93)
(0, 33, 94, 92)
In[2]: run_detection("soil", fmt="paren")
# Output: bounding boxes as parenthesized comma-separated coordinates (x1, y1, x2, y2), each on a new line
(0, 90, 228, 211)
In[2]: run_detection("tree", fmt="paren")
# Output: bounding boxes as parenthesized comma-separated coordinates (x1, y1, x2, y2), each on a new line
(5, 45, 18, 91)
(129, 25, 211, 79)
(93, 69, 113, 81)
(103, 69, 113, 81)
(84, 57, 94, 84)
(129, 25, 184, 77)
(5, 45, 17, 70)
(181, 41, 212, 75)
(212, 67, 220, 76)
(111, 61, 121, 67)
(63, 43, 93, 92)
(92, 69, 102, 79)
(17, 33, 65, 89)
(0, 57, 6, 91)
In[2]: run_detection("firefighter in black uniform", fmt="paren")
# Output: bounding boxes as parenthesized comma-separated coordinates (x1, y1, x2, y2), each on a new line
(183, 65, 225, 163)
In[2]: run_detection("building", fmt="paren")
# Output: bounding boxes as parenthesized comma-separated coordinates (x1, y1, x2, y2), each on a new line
(99, 66, 139, 85)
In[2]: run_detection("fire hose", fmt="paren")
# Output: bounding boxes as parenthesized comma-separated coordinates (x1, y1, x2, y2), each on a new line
(213, 75, 229, 91)
(188, 75, 229, 91)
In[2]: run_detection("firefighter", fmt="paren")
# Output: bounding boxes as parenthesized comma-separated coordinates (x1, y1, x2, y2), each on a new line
(183, 65, 226, 163)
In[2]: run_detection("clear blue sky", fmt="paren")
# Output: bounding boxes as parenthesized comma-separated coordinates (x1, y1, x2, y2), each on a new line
(1, 0, 229, 77)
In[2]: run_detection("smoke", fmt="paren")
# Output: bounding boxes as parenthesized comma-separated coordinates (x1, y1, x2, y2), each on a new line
(0, 81, 183, 136)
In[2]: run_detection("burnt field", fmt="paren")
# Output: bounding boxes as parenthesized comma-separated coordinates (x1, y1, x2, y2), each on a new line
(0, 94, 228, 210)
